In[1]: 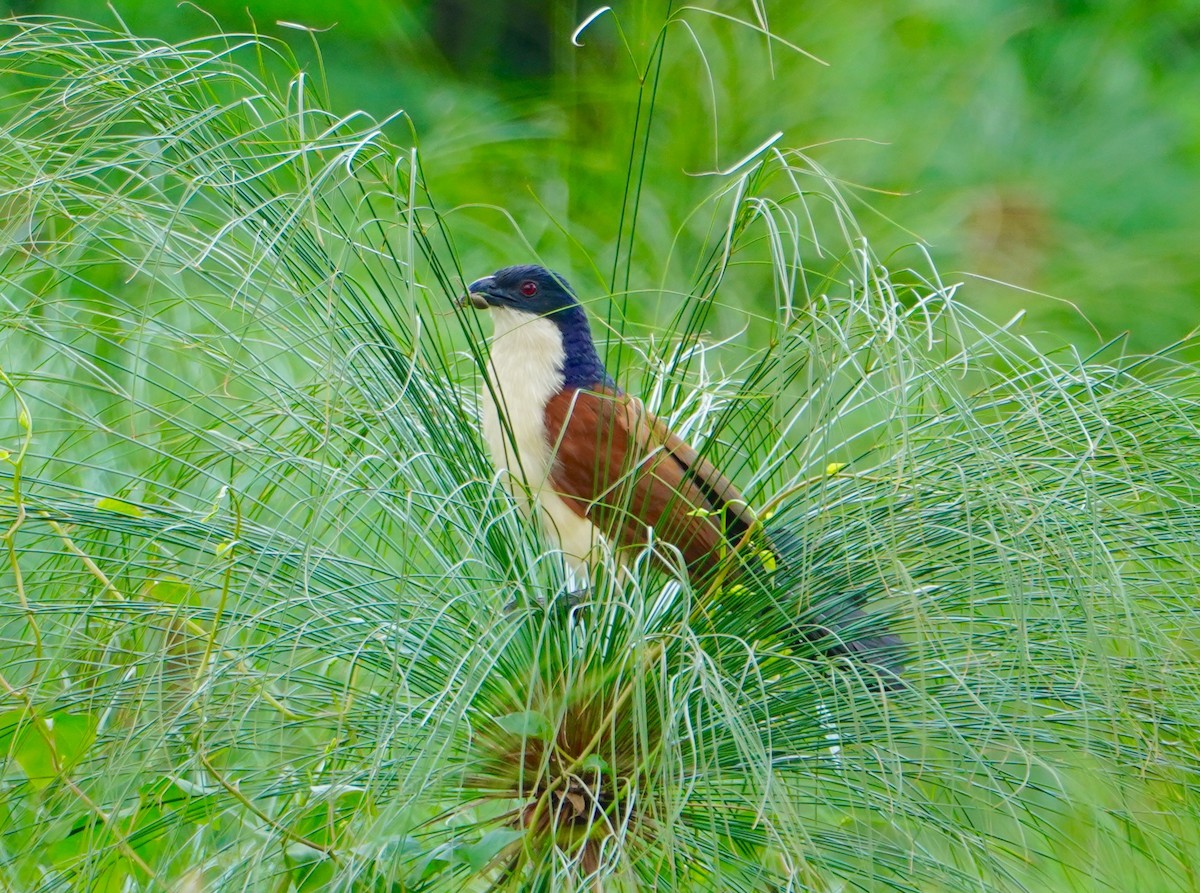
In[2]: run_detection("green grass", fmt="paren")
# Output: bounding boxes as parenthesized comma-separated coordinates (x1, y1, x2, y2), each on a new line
(20, 0, 1197, 352)
(1, 11, 1199, 892)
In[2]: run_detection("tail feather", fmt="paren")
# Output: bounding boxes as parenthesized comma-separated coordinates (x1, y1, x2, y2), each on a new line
(799, 602, 906, 686)
(763, 522, 906, 685)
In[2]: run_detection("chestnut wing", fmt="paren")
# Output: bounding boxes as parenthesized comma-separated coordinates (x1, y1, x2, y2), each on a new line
(544, 387, 755, 575)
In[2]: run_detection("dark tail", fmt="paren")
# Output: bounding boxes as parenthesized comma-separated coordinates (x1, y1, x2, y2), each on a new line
(764, 522, 906, 687)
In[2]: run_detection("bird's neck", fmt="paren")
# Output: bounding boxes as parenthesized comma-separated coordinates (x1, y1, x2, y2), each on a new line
(553, 305, 612, 390)
(488, 305, 611, 391)
(487, 307, 565, 392)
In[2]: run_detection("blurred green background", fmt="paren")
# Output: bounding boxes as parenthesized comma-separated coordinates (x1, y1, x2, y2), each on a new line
(9, 0, 1198, 351)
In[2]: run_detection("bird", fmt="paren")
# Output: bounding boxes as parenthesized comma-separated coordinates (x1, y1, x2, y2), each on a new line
(463, 264, 903, 679)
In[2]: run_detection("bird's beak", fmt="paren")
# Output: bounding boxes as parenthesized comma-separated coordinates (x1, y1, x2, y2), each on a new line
(457, 276, 496, 310)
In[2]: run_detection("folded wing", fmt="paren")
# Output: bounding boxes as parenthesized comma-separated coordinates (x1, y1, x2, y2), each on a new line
(543, 386, 754, 576)
(543, 386, 905, 680)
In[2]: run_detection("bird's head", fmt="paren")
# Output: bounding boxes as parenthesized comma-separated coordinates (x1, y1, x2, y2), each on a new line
(463, 264, 613, 388)
(464, 264, 580, 318)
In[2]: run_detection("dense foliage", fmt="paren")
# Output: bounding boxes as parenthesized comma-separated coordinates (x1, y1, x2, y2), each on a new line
(13, 0, 1199, 350)
(0, 8, 1198, 893)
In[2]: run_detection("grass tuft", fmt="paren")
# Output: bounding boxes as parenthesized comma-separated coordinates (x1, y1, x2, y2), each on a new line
(0, 13, 1197, 893)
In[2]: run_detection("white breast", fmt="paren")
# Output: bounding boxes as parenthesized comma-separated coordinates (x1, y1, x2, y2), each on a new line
(481, 307, 601, 574)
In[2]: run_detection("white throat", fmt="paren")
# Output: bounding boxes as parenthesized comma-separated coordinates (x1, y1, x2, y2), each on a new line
(480, 306, 599, 572)
(481, 307, 564, 489)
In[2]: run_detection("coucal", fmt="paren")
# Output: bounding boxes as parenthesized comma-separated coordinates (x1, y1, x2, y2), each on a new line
(464, 264, 902, 678)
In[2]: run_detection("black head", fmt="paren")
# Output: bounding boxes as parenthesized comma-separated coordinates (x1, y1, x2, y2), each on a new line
(465, 265, 580, 318)
(464, 264, 613, 389)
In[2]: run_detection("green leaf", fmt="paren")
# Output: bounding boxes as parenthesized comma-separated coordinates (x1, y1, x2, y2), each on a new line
(145, 577, 200, 607)
(48, 714, 95, 771)
(95, 496, 143, 517)
(456, 828, 523, 873)
(292, 788, 369, 845)
(580, 753, 610, 773)
(286, 843, 336, 892)
(11, 721, 55, 789)
(0, 710, 20, 749)
(495, 710, 554, 741)
(2, 712, 96, 790)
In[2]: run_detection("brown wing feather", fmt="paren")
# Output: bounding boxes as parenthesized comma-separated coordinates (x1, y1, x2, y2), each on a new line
(544, 387, 755, 576)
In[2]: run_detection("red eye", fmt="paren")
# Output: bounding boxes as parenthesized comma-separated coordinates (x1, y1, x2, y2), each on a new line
(519, 280, 538, 297)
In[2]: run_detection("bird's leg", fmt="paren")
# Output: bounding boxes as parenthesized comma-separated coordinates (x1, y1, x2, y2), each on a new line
(501, 586, 584, 615)
(560, 560, 591, 609)
(500, 567, 590, 615)
(561, 586, 589, 609)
